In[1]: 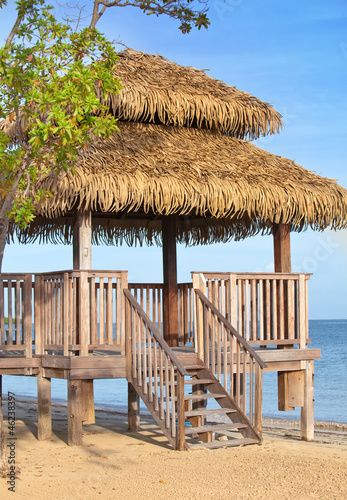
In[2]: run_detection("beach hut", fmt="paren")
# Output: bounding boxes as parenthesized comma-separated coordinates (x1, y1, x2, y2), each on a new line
(1, 49, 346, 450)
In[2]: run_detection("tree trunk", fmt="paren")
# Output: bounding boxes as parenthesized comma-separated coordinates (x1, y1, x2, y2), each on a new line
(0, 215, 9, 272)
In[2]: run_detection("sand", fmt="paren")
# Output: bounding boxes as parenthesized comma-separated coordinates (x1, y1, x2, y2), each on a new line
(1, 400, 346, 500)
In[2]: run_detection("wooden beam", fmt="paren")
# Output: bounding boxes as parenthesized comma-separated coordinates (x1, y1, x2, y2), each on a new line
(128, 382, 140, 431)
(68, 380, 83, 446)
(37, 374, 52, 441)
(162, 215, 179, 347)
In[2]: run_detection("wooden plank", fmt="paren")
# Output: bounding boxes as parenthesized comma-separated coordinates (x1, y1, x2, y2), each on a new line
(250, 279, 257, 341)
(82, 380, 95, 425)
(99, 278, 104, 344)
(0, 280, 4, 345)
(37, 375, 52, 441)
(69, 367, 127, 379)
(258, 348, 321, 363)
(7, 280, 13, 345)
(79, 272, 89, 356)
(62, 274, 69, 357)
(287, 370, 304, 407)
(278, 372, 295, 411)
(176, 373, 185, 451)
(68, 380, 83, 445)
(106, 278, 113, 345)
(24, 275, 32, 358)
(15, 280, 21, 345)
(298, 274, 306, 349)
(254, 363, 263, 436)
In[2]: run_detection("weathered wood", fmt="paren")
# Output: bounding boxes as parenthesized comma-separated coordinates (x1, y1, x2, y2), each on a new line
(176, 373, 186, 450)
(273, 223, 291, 273)
(128, 382, 140, 431)
(82, 380, 95, 425)
(73, 209, 92, 270)
(162, 215, 179, 347)
(192, 273, 207, 360)
(68, 380, 83, 446)
(37, 374, 52, 440)
(301, 360, 315, 441)
(278, 372, 295, 411)
(24, 275, 32, 358)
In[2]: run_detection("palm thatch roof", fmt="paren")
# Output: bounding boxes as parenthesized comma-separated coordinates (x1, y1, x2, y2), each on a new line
(8, 121, 347, 246)
(0, 49, 283, 142)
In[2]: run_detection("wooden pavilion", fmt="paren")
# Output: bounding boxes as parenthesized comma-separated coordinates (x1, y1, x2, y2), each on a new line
(1, 49, 347, 450)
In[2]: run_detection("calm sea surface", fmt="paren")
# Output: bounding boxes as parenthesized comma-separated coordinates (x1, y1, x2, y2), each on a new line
(2, 319, 346, 423)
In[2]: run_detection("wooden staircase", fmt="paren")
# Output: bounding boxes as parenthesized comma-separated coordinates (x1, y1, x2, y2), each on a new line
(181, 360, 261, 449)
(124, 289, 264, 451)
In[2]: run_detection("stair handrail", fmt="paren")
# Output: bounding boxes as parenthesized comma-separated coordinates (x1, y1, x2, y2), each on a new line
(195, 289, 266, 369)
(124, 289, 189, 376)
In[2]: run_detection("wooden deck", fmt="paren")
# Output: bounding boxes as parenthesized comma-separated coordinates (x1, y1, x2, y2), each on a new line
(0, 270, 320, 448)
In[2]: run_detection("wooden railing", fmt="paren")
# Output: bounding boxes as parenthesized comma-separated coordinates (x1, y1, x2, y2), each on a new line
(194, 286, 266, 433)
(0, 274, 33, 356)
(193, 272, 310, 348)
(129, 283, 194, 346)
(124, 289, 188, 450)
(38, 270, 128, 355)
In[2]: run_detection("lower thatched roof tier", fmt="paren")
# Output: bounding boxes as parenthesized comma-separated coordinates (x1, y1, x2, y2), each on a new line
(8, 122, 347, 246)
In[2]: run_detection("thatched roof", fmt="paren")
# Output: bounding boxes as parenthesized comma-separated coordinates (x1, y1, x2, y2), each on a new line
(0, 49, 283, 142)
(8, 121, 347, 246)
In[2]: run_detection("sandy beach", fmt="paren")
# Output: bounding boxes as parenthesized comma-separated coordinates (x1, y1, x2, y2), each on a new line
(1, 399, 346, 500)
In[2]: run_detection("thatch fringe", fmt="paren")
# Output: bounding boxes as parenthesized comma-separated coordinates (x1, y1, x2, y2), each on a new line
(8, 122, 347, 246)
(98, 49, 283, 139)
(0, 49, 283, 143)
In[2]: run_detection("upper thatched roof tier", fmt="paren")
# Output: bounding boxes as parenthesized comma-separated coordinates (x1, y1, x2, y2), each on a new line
(100, 49, 283, 139)
(0, 49, 283, 142)
(8, 121, 347, 246)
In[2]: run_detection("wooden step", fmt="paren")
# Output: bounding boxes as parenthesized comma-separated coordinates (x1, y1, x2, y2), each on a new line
(184, 378, 214, 386)
(188, 438, 259, 450)
(185, 407, 236, 417)
(184, 393, 225, 401)
(185, 422, 248, 435)
(183, 365, 205, 371)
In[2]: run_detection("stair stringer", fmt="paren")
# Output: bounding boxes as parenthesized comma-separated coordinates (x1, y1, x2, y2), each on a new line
(184, 359, 262, 443)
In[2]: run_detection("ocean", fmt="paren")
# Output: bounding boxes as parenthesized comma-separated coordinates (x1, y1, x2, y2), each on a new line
(2, 319, 346, 423)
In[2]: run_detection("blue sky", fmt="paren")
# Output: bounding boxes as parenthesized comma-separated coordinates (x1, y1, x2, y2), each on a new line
(1, 0, 346, 318)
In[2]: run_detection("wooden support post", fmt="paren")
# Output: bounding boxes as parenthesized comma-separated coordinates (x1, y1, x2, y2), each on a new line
(273, 223, 295, 410)
(128, 382, 140, 431)
(68, 380, 83, 446)
(37, 374, 52, 441)
(73, 208, 92, 270)
(301, 360, 315, 441)
(162, 215, 179, 347)
(273, 223, 291, 273)
(73, 208, 94, 425)
(82, 380, 95, 425)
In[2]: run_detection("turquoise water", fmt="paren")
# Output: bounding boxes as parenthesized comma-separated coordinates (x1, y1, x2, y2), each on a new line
(2, 319, 346, 423)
